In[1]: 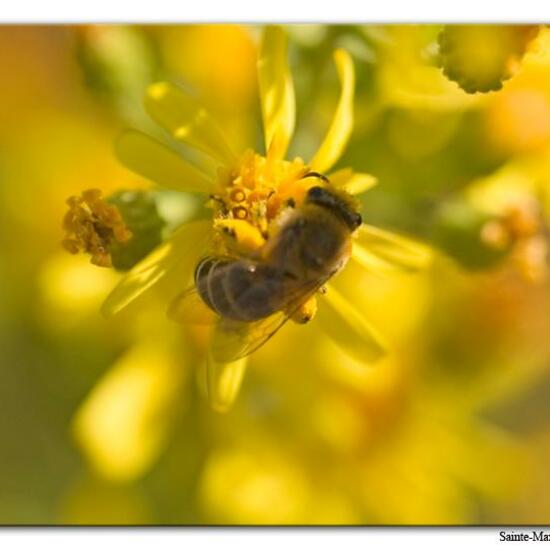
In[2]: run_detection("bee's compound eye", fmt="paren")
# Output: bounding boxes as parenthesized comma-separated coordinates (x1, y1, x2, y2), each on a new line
(352, 212, 363, 229)
(307, 186, 325, 199)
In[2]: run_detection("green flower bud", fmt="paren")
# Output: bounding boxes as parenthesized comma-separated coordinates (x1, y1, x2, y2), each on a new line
(438, 25, 540, 94)
(106, 190, 165, 271)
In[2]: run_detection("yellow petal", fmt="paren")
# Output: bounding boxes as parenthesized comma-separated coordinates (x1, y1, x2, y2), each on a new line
(329, 168, 377, 195)
(206, 351, 248, 413)
(101, 219, 211, 317)
(72, 342, 181, 482)
(310, 49, 355, 174)
(115, 130, 214, 193)
(317, 285, 387, 364)
(258, 26, 295, 160)
(350, 242, 402, 276)
(145, 82, 235, 166)
(199, 446, 308, 524)
(355, 224, 432, 272)
(168, 286, 215, 326)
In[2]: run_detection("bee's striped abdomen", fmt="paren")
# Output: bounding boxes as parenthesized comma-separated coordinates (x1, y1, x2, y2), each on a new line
(194, 257, 284, 322)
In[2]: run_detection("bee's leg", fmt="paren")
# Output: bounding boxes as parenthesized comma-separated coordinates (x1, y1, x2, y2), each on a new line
(215, 219, 266, 258)
(288, 296, 318, 324)
(209, 194, 230, 216)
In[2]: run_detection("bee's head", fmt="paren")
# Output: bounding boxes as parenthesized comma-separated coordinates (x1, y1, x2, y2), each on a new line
(305, 186, 362, 230)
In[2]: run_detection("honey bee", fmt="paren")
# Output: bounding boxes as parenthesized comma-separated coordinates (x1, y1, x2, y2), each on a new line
(169, 175, 362, 362)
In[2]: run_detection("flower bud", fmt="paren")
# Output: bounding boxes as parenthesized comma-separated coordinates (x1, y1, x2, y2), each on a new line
(438, 25, 539, 94)
(106, 190, 165, 271)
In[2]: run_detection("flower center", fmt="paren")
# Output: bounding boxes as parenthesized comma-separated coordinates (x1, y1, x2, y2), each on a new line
(62, 189, 133, 268)
(216, 150, 313, 227)
(210, 149, 321, 257)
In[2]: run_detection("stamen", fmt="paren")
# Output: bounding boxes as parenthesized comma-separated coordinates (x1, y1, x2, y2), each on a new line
(229, 187, 247, 203)
(232, 206, 249, 220)
(212, 150, 311, 256)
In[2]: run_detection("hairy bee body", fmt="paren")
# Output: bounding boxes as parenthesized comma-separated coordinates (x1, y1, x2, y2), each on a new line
(195, 185, 362, 322)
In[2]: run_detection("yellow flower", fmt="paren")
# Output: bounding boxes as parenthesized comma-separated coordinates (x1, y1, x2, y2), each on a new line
(92, 26, 429, 412)
(468, 164, 550, 283)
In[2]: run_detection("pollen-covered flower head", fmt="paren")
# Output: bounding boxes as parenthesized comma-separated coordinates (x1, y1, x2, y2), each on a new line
(62, 188, 133, 268)
(66, 26, 430, 412)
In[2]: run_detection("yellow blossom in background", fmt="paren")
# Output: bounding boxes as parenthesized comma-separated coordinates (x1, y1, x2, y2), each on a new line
(484, 28, 550, 156)
(73, 341, 184, 482)
(155, 25, 258, 153)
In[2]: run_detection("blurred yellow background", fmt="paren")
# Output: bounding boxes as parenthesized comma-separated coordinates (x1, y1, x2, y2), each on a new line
(2, 24, 550, 525)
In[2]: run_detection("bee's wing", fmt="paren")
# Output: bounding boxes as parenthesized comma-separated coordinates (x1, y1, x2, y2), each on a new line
(168, 286, 215, 326)
(168, 282, 291, 361)
(209, 277, 331, 363)
(210, 312, 289, 363)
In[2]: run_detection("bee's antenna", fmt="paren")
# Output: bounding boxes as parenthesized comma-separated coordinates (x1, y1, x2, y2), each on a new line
(302, 171, 329, 184)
